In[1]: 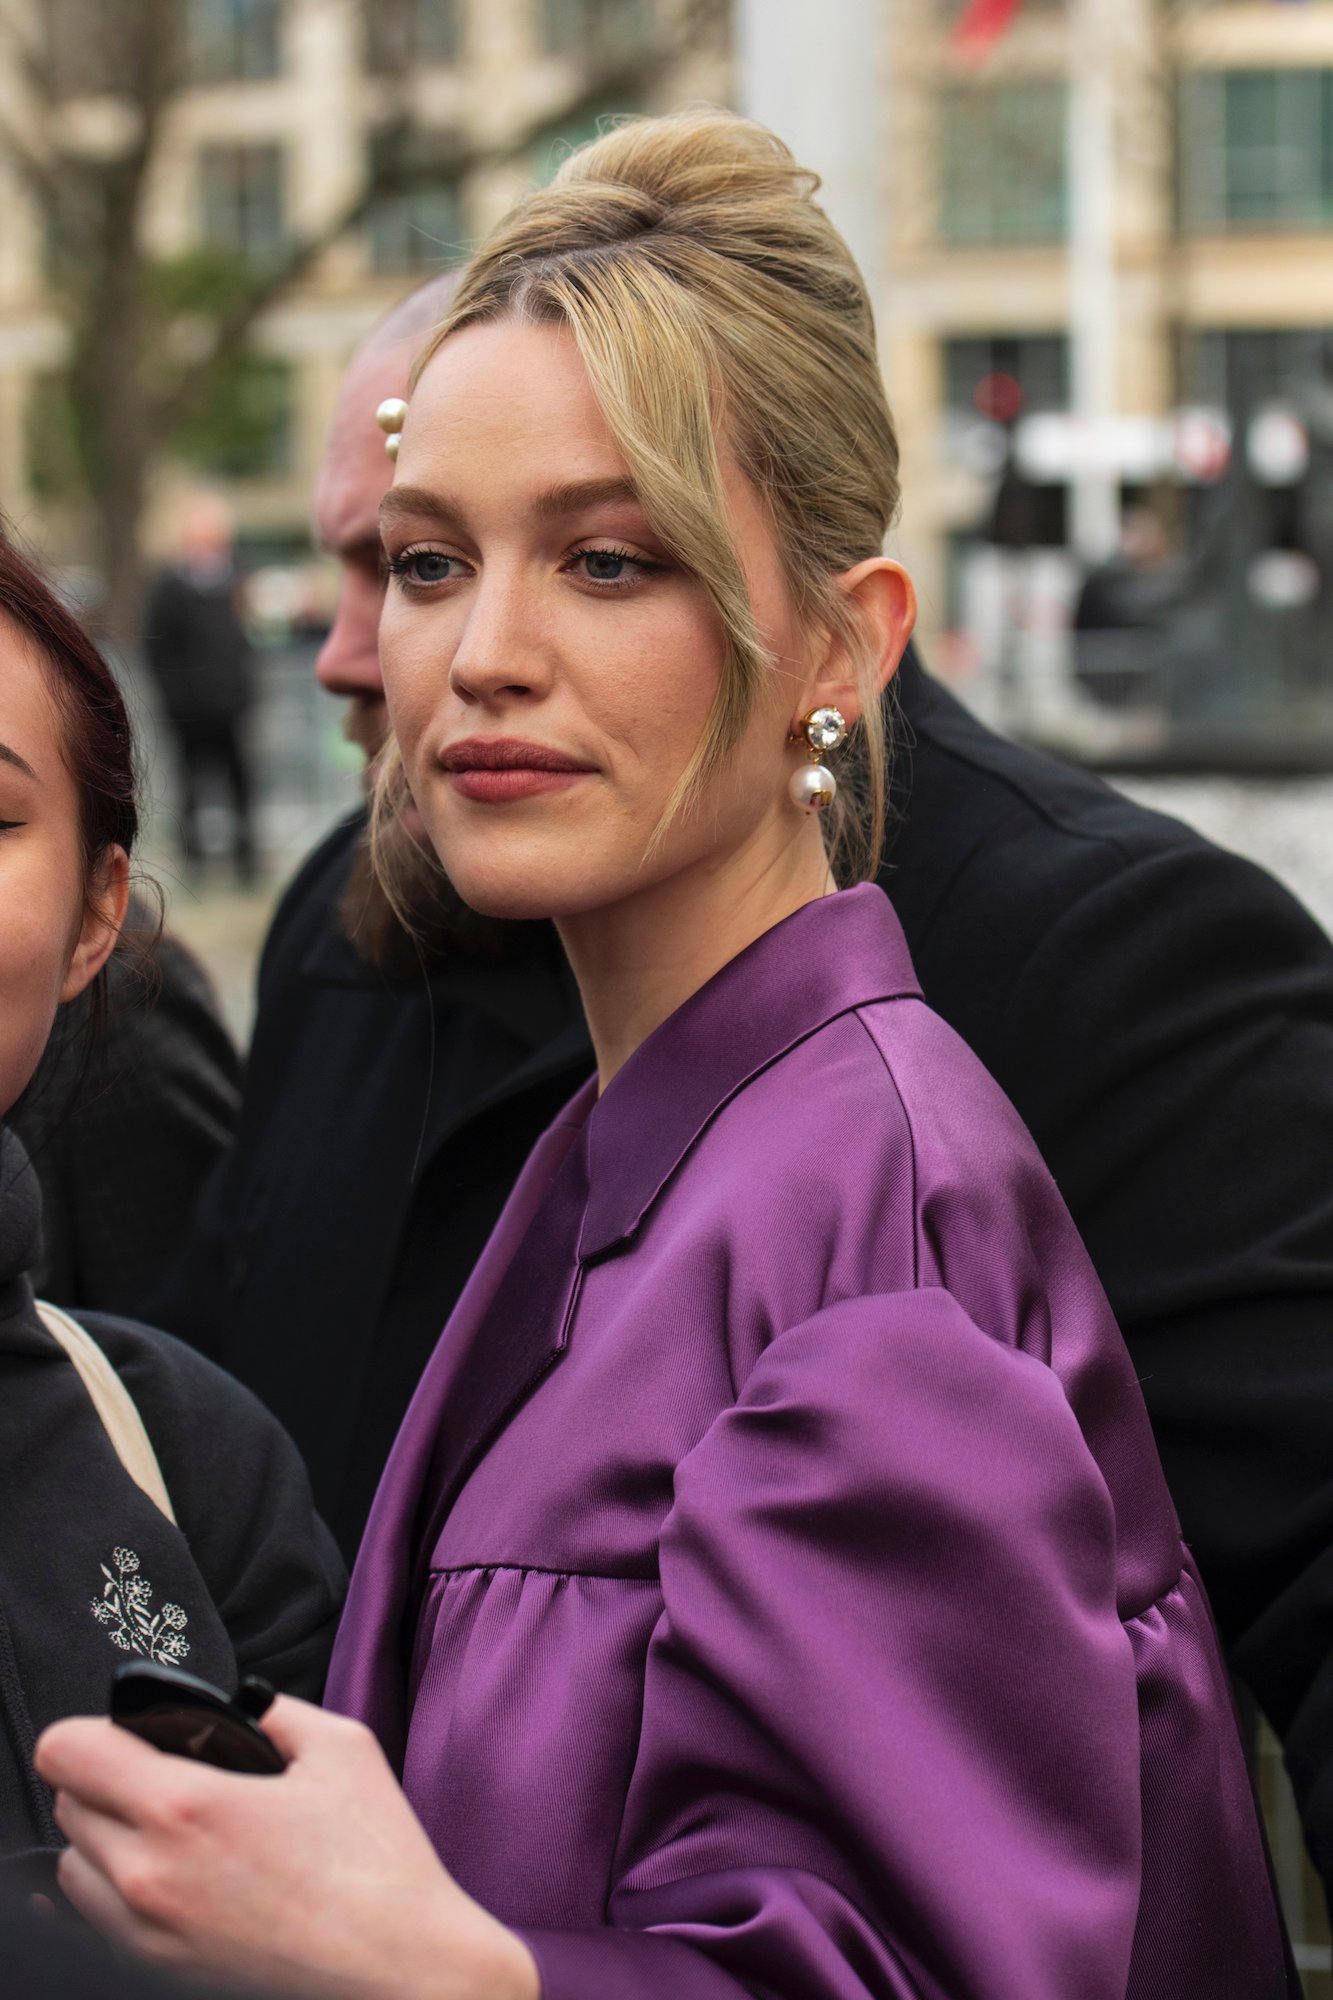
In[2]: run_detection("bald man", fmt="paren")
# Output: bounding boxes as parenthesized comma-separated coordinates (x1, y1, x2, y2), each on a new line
(155, 275, 1333, 1902)
(155, 275, 590, 1548)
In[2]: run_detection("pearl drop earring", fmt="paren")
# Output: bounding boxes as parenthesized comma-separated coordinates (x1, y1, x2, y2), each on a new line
(788, 706, 847, 814)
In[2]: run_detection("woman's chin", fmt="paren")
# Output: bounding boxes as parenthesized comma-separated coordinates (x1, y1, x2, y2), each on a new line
(443, 871, 559, 924)
(443, 863, 611, 927)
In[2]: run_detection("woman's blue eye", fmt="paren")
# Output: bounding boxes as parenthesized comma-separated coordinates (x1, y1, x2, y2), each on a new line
(572, 546, 663, 587)
(402, 550, 455, 585)
(386, 547, 461, 587)
(582, 549, 630, 582)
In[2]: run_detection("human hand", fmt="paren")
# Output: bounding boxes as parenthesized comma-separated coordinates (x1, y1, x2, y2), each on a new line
(35, 1696, 538, 2000)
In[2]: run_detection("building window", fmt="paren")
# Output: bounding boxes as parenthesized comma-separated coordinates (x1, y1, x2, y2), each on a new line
(1181, 70, 1333, 231)
(366, 0, 460, 72)
(541, 0, 653, 61)
(366, 130, 464, 274)
(938, 81, 1067, 245)
(42, 174, 110, 285)
(199, 144, 285, 264)
(187, 0, 282, 83)
(944, 334, 1069, 417)
(1181, 327, 1333, 411)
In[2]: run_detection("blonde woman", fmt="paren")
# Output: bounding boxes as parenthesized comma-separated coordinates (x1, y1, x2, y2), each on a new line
(41, 114, 1293, 2000)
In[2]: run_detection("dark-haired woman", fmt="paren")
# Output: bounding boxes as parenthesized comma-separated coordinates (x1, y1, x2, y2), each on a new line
(0, 530, 344, 1875)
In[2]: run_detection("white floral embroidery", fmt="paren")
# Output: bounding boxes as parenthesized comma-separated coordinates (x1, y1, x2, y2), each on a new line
(90, 1548, 190, 1664)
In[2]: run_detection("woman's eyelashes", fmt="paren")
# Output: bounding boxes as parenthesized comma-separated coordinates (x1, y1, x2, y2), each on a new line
(562, 544, 666, 591)
(385, 547, 468, 589)
(384, 541, 666, 595)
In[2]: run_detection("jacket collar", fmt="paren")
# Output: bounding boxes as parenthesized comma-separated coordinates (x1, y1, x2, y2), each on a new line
(579, 883, 920, 1261)
(330, 885, 921, 1754)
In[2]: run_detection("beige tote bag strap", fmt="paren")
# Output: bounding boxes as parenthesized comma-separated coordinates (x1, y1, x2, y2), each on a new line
(36, 1300, 176, 1524)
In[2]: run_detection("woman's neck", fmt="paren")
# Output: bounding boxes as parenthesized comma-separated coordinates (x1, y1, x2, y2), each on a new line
(557, 821, 835, 1092)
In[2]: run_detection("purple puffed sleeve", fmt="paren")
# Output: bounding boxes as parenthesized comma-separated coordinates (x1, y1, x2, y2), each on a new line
(518, 1290, 1142, 2000)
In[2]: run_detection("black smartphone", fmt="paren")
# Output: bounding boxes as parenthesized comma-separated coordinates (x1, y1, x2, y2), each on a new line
(109, 1661, 287, 1775)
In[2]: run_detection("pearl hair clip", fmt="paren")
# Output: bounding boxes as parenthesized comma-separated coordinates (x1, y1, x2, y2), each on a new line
(376, 398, 408, 460)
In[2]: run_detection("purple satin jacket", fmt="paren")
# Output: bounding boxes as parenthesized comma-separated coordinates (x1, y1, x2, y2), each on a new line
(328, 885, 1293, 1999)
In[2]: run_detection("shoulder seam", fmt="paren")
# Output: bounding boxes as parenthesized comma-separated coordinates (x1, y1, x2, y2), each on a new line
(850, 1006, 920, 1290)
(904, 726, 1177, 872)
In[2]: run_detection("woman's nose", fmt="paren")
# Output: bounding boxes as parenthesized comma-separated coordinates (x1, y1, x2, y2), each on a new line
(448, 573, 549, 707)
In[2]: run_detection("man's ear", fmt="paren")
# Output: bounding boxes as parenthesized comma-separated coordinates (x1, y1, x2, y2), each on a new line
(60, 845, 130, 1004)
(797, 559, 917, 730)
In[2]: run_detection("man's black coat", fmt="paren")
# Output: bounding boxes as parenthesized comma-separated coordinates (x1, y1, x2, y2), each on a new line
(152, 652, 1333, 1881)
(143, 567, 253, 728)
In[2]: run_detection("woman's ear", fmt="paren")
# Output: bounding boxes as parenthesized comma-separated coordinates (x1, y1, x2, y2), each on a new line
(60, 845, 130, 1004)
(798, 559, 917, 729)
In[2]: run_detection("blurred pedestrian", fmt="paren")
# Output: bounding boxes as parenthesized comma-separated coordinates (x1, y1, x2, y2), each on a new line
(1072, 503, 1176, 708)
(143, 495, 257, 884)
(0, 528, 342, 1876)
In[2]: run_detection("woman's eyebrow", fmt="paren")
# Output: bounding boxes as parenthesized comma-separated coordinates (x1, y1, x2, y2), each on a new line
(379, 487, 460, 533)
(532, 477, 640, 521)
(0, 741, 37, 781)
(380, 477, 641, 534)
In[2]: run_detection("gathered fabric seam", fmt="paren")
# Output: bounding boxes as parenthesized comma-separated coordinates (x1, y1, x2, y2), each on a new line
(429, 1559, 661, 1583)
(1122, 1566, 1192, 1630)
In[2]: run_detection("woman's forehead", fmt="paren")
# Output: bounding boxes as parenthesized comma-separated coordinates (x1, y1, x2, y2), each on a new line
(0, 615, 65, 779)
(414, 318, 601, 438)
(395, 323, 643, 524)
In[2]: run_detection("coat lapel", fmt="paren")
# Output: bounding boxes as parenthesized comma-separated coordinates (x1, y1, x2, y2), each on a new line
(325, 1083, 597, 1766)
(408, 1114, 593, 1583)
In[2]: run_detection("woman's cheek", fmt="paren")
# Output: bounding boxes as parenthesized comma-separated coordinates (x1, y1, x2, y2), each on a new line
(0, 897, 71, 1116)
(382, 658, 436, 771)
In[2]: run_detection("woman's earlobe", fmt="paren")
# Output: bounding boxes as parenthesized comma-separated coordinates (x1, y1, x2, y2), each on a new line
(60, 845, 130, 1003)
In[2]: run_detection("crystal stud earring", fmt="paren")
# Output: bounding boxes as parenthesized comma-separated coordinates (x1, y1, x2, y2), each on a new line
(788, 706, 847, 814)
(376, 397, 408, 460)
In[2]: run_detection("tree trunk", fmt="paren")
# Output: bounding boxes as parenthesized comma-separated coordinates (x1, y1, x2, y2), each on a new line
(80, 243, 152, 645)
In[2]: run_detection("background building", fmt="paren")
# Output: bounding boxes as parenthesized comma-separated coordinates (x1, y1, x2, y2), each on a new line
(1, 0, 1329, 768)
(0, 6, 1330, 1985)
(0, 0, 729, 595)
(872, 0, 1333, 756)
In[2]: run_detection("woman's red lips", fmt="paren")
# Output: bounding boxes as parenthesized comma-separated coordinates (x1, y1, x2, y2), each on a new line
(441, 738, 592, 802)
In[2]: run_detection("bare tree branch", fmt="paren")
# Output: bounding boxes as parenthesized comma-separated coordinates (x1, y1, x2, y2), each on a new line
(158, 33, 694, 430)
(0, 0, 720, 636)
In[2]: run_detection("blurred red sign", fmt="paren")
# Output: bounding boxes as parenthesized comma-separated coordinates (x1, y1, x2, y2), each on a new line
(951, 0, 1024, 60)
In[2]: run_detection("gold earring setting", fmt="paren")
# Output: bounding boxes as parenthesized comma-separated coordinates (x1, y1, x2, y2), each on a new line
(789, 706, 847, 814)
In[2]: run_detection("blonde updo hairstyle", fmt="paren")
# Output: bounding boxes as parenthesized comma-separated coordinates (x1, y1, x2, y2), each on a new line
(374, 109, 903, 904)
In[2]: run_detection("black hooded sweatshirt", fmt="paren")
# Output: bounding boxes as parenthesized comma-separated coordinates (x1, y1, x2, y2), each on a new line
(0, 1130, 344, 1864)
